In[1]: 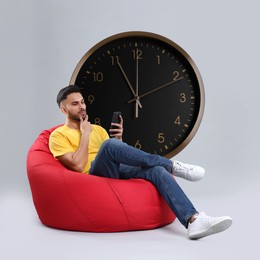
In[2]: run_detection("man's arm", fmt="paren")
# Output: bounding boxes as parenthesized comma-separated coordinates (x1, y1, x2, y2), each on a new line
(57, 118, 93, 172)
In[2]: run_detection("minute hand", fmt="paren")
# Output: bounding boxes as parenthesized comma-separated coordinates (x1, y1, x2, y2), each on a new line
(117, 60, 142, 108)
(127, 77, 183, 104)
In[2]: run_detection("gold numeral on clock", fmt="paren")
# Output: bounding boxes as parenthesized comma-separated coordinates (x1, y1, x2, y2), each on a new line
(173, 71, 183, 81)
(156, 55, 161, 65)
(132, 49, 143, 59)
(92, 72, 104, 82)
(158, 133, 165, 143)
(180, 93, 186, 103)
(87, 95, 95, 104)
(94, 118, 101, 125)
(111, 56, 119, 65)
(175, 116, 181, 126)
(135, 140, 142, 149)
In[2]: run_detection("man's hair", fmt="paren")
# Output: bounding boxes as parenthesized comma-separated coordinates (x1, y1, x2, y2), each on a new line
(56, 85, 82, 107)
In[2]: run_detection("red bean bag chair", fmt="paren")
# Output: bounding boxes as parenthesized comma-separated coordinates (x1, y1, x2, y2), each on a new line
(26, 126, 175, 232)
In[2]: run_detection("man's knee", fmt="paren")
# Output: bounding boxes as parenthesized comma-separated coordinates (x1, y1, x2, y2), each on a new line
(99, 138, 121, 154)
(102, 138, 118, 148)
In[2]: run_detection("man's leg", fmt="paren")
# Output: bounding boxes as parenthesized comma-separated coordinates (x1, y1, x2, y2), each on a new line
(90, 139, 232, 238)
(89, 138, 172, 178)
(119, 164, 198, 228)
(89, 138, 205, 181)
(120, 164, 232, 239)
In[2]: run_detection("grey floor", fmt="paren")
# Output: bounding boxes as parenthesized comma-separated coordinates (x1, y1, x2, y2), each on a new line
(1, 170, 258, 260)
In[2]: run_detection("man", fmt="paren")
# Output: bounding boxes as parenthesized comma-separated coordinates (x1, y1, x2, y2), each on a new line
(49, 85, 232, 239)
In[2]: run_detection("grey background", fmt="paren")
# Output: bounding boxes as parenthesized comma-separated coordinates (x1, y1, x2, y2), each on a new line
(1, 0, 259, 259)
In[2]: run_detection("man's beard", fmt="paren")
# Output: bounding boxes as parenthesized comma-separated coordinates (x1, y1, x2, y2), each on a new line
(68, 111, 86, 121)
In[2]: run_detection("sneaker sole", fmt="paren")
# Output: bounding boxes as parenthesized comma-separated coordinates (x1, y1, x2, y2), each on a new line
(189, 218, 232, 240)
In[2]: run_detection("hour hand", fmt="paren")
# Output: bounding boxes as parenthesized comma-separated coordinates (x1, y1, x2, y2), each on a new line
(117, 60, 142, 108)
(128, 77, 183, 104)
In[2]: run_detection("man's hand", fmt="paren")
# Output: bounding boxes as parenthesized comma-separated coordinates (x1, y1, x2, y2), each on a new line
(109, 115, 123, 141)
(80, 115, 93, 136)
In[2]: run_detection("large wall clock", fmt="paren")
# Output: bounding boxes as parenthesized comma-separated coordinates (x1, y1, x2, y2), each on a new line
(70, 31, 205, 158)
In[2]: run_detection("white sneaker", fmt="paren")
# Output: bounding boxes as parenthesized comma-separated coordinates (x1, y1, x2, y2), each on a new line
(188, 212, 232, 239)
(171, 160, 205, 182)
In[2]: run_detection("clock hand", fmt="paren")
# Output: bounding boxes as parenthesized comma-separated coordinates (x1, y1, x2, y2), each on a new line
(127, 77, 183, 104)
(135, 53, 140, 118)
(117, 60, 142, 108)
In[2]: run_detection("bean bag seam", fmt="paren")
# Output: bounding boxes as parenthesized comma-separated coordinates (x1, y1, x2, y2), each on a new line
(104, 179, 131, 229)
(62, 169, 99, 230)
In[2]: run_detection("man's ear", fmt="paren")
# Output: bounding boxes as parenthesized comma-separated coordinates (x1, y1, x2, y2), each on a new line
(60, 105, 67, 115)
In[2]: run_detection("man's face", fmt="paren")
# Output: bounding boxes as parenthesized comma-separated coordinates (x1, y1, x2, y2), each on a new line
(61, 92, 87, 121)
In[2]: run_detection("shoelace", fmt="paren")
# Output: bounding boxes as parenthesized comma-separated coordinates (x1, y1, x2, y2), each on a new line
(197, 213, 212, 225)
(176, 162, 193, 174)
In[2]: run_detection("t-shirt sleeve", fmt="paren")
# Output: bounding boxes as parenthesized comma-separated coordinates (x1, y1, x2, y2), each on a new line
(100, 127, 110, 141)
(49, 131, 75, 158)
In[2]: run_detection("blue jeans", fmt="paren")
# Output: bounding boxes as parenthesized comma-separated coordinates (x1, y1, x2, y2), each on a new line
(89, 138, 198, 228)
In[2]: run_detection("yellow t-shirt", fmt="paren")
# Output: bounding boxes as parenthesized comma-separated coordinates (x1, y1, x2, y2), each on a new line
(49, 124, 109, 173)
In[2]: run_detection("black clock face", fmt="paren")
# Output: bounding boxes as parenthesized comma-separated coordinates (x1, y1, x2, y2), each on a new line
(70, 32, 205, 158)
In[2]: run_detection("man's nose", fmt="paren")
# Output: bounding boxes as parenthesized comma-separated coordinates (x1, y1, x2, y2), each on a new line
(79, 103, 85, 109)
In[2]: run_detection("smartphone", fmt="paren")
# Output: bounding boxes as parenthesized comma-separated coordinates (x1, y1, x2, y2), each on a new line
(110, 111, 122, 129)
